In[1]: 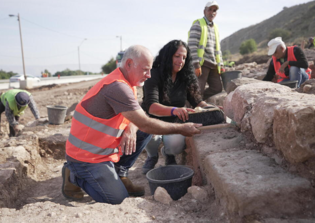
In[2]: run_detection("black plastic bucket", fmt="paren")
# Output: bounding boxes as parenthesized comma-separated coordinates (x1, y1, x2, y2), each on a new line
(146, 165, 194, 200)
(221, 70, 242, 91)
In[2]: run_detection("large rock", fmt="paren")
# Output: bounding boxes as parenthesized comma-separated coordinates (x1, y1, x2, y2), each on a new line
(223, 82, 292, 128)
(250, 93, 305, 144)
(225, 77, 262, 94)
(0, 159, 31, 208)
(273, 97, 315, 163)
(206, 92, 227, 106)
(297, 79, 315, 95)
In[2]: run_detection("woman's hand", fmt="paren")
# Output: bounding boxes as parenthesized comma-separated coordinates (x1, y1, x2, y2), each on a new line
(173, 107, 195, 122)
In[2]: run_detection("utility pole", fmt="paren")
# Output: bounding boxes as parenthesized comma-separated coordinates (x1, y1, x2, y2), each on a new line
(9, 13, 27, 80)
(116, 36, 122, 51)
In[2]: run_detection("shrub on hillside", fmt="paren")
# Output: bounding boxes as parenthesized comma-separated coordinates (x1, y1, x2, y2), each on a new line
(239, 39, 257, 55)
(268, 28, 291, 41)
(222, 50, 231, 60)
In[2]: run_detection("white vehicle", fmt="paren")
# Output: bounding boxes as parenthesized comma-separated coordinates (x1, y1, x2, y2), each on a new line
(9, 74, 41, 83)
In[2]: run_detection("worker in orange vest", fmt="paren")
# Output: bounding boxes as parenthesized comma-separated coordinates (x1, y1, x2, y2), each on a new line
(263, 37, 311, 88)
(61, 45, 202, 204)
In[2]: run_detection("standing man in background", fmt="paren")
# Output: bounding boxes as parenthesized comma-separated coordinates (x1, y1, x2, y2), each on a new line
(188, 1, 224, 101)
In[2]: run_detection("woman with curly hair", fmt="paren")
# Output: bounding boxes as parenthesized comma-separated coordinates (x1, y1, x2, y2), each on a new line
(141, 40, 212, 174)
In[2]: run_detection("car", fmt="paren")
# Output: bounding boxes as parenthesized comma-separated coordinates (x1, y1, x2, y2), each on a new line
(116, 51, 125, 68)
(9, 74, 41, 83)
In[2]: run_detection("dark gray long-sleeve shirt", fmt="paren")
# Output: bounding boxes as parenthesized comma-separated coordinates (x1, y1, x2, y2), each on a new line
(5, 95, 40, 126)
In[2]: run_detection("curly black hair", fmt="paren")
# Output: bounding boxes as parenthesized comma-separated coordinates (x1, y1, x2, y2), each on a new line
(153, 40, 201, 104)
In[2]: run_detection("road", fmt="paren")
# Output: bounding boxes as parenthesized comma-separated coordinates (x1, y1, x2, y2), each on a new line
(0, 75, 104, 90)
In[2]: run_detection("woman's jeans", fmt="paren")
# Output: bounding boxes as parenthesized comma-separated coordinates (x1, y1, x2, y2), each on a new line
(66, 130, 151, 204)
(145, 134, 186, 157)
(280, 66, 309, 88)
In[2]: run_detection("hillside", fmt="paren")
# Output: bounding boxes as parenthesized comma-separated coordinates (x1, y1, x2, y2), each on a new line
(221, 0, 315, 54)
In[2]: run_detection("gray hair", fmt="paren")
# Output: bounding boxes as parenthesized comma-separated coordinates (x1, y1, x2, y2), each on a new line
(120, 45, 148, 68)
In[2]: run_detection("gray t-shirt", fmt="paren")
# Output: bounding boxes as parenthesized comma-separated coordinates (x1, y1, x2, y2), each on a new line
(81, 81, 141, 118)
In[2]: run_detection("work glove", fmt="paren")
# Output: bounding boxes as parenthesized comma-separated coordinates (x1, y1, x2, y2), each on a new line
(194, 68, 202, 77)
(13, 124, 24, 132)
(37, 117, 48, 124)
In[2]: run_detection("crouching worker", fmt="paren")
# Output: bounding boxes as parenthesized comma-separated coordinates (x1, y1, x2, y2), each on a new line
(141, 40, 213, 174)
(61, 45, 202, 204)
(263, 37, 311, 88)
(0, 89, 40, 137)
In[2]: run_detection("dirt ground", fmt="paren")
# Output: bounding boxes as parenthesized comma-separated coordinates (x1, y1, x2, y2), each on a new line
(0, 79, 228, 223)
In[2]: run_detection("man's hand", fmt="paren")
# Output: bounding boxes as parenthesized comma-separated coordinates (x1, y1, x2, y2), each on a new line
(194, 68, 202, 77)
(279, 61, 289, 73)
(119, 123, 138, 155)
(13, 124, 24, 132)
(37, 118, 48, 124)
(178, 123, 202, 137)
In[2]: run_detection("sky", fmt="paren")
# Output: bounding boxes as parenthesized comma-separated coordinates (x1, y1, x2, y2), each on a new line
(0, 0, 313, 76)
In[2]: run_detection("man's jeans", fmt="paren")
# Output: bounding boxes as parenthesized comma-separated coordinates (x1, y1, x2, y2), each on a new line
(280, 66, 309, 88)
(66, 130, 151, 204)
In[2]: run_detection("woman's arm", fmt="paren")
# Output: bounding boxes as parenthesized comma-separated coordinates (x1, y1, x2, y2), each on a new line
(149, 103, 195, 122)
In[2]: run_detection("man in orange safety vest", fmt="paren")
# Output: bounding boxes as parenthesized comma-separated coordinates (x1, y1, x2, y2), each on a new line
(263, 37, 311, 88)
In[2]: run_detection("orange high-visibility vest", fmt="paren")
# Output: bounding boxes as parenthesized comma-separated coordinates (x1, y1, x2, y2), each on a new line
(66, 68, 137, 163)
(273, 46, 312, 83)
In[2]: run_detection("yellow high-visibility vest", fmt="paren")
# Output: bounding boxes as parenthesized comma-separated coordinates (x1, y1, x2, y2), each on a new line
(188, 18, 221, 73)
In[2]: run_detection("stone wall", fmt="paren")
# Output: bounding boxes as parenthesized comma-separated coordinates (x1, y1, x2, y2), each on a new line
(223, 82, 315, 176)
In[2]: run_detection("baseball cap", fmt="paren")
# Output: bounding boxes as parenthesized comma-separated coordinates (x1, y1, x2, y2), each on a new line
(205, 1, 219, 9)
(267, 37, 284, 56)
(15, 92, 30, 106)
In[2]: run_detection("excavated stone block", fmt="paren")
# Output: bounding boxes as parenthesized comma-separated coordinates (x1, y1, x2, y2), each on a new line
(273, 98, 315, 163)
(0, 160, 29, 208)
(225, 77, 262, 94)
(204, 150, 315, 219)
(223, 82, 291, 127)
(206, 92, 227, 107)
(250, 93, 304, 143)
(187, 128, 244, 185)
